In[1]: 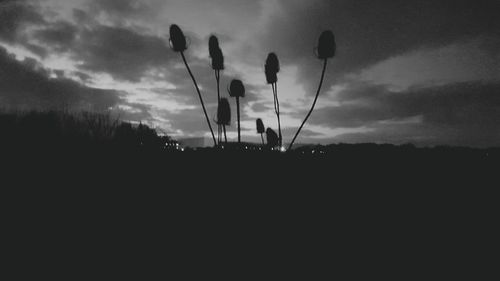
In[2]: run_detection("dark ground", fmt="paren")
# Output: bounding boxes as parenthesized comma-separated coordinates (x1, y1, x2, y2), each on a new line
(2, 145, 498, 279)
(1, 111, 497, 278)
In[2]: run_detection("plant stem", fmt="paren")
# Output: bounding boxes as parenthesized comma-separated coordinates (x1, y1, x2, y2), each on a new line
(288, 59, 328, 150)
(181, 51, 216, 146)
(215, 70, 221, 145)
(236, 96, 241, 144)
(261, 133, 264, 145)
(274, 82, 282, 147)
(223, 125, 227, 144)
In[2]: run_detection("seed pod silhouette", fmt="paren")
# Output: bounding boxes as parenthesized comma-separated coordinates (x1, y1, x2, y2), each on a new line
(208, 35, 220, 58)
(229, 79, 245, 98)
(266, 128, 279, 148)
(216, 98, 231, 144)
(265, 65, 277, 84)
(169, 24, 216, 146)
(211, 47, 224, 71)
(228, 79, 245, 144)
(317, 30, 336, 59)
(256, 118, 265, 145)
(266, 53, 280, 74)
(169, 24, 187, 52)
(289, 30, 336, 150)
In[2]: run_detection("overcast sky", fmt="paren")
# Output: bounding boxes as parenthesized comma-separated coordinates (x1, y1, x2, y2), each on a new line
(1, 0, 499, 147)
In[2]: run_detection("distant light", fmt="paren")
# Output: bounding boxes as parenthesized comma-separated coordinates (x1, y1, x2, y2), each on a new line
(280, 146, 286, 152)
(181, 148, 185, 152)
(245, 146, 248, 149)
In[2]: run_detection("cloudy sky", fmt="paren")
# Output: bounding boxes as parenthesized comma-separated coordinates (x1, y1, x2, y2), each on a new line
(1, 0, 499, 147)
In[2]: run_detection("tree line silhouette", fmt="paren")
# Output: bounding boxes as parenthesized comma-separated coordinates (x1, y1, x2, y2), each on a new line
(169, 24, 336, 150)
(0, 111, 176, 151)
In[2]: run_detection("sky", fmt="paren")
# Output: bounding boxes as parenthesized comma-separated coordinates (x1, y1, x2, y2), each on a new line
(0, 0, 499, 147)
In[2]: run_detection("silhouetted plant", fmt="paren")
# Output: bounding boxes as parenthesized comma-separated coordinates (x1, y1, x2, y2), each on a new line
(228, 79, 245, 144)
(288, 30, 336, 150)
(266, 127, 279, 148)
(265, 52, 282, 147)
(216, 98, 231, 144)
(256, 118, 265, 145)
(169, 24, 216, 146)
(209, 35, 225, 145)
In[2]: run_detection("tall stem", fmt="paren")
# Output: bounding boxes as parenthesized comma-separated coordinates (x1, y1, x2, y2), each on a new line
(215, 70, 221, 145)
(261, 133, 264, 145)
(288, 59, 328, 150)
(236, 96, 241, 144)
(181, 51, 216, 146)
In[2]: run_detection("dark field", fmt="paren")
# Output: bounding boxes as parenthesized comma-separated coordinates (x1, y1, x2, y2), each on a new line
(1, 111, 497, 279)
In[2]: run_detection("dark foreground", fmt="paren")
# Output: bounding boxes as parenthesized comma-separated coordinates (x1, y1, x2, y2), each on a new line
(2, 145, 498, 279)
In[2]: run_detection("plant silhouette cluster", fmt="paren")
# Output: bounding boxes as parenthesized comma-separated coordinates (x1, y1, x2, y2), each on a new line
(169, 24, 336, 151)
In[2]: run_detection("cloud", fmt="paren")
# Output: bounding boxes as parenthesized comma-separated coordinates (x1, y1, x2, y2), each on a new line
(355, 36, 500, 90)
(73, 24, 173, 81)
(304, 81, 500, 147)
(0, 0, 45, 42)
(33, 21, 78, 53)
(257, 0, 500, 92)
(28, 18, 174, 82)
(0, 46, 122, 111)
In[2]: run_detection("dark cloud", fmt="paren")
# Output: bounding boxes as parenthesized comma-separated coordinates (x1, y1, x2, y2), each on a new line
(261, 0, 500, 92)
(88, 0, 154, 21)
(30, 19, 205, 83)
(0, 0, 44, 42)
(90, 0, 148, 14)
(304, 81, 500, 147)
(72, 24, 172, 81)
(0, 46, 122, 111)
(249, 101, 273, 113)
(2, 5, 174, 82)
(0, 0, 47, 56)
(34, 21, 78, 53)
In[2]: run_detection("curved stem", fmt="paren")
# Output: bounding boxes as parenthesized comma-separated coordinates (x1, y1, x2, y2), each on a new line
(236, 96, 241, 144)
(272, 83, 278, 116)
(181, 52, 216, 146)
(223, 125, 227, 144)
(274, 82, 282, 147)
(288, 59, 328, 150)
